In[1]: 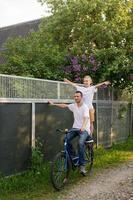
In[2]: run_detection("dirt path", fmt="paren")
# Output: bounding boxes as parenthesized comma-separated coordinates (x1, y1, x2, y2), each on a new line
(57, 161, 133, 200)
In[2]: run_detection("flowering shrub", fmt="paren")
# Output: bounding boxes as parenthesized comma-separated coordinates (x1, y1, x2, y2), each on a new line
(64, 53, 101, 83)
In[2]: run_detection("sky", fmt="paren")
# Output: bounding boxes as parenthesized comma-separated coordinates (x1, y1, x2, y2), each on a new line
(0, 0, 50, 28)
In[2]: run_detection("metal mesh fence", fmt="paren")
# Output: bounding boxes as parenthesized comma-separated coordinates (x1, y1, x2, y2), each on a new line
(0, 74, 131, 102)
(97, 87, 112, 101)
(97, 102, 112, 147)
(0, 74, 58, 99)
(97, 101, 131, 147)
(0, 74, 132, 148)
(0, 74, 132, 176)
(111, 102, 130, 142)
(0, 74, 99, 101)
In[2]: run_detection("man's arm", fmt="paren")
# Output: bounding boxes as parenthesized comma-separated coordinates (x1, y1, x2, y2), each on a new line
(64, 78, 78, 88)
(95, 81, 111, 88)
(81, 117, 89, 131)
(48, 100, 68, 108)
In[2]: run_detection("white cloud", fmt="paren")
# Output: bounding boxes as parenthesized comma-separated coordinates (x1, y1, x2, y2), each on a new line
(0, 0, 49, 27)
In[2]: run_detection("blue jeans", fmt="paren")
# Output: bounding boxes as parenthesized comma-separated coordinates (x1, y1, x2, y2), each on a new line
(66, 128, 88, 166)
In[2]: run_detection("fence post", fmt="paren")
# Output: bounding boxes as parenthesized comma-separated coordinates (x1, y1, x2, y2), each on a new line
(96, 91, 99, 148)
(110, 87, 114, 146)
(57, 82, 60, 100)
(31, 102, 35, 148)
(131, 95, 133, 136)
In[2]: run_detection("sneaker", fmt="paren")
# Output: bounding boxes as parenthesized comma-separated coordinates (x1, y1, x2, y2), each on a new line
(85, 135, 94, 143)
(80, 165, 87, 176)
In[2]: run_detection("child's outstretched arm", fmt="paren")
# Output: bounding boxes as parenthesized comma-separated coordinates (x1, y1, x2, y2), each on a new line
(64, 78, 78, 88)
(95, 81, 111, 88)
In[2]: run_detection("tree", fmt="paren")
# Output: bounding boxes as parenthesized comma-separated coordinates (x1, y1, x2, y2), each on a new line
(39, 0, 133, 90)
(1, 0, 133, 92)
(1, 29, 66, 79)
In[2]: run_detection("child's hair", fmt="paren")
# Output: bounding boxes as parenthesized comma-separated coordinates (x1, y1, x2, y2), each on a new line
(83, 75, 93, 84)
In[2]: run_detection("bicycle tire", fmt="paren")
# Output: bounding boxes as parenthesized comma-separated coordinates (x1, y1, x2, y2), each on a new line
(50, 151, 70, 190)
(84, 143, 94, 172)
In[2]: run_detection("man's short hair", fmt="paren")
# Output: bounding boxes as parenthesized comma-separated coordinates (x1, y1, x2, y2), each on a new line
(75, 91, 83, 97)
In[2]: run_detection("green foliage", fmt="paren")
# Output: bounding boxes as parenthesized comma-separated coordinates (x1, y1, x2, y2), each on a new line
(0, 137, 132, 200)
(1, 30, 66, 80)
(1, 0, 133, 91)
(31, 138, 44, 172)
(39, 0, 133, 90)
(94, 137, 133, 169)
(0, 138, 52, 198)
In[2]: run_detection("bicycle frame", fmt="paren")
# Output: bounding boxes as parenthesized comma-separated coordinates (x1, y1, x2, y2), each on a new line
(56, 128, 94, 170)
(50, 129, 94, 190)
(63, 130, 81, 168)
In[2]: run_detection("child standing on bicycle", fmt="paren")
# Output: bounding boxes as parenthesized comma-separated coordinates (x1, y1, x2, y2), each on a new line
(64, 76, 110, 134)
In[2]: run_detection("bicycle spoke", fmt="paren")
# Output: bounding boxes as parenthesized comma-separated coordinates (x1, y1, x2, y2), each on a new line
(84, 143, 94, 172)
(51, 152, 70, 190)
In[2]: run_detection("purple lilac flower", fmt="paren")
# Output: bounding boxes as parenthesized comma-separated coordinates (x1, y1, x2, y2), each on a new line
(64, 66, 72, 73)
(92, 66, 98, 71)
(82, 66, 88, 72)
(89, 54, 95, 64)
(71, 56, 78, 65)
(75, 76, 81, 82)
(72, 64, 81, 72)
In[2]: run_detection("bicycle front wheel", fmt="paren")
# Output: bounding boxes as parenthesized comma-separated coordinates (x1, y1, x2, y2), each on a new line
(84, 143, 94, 172)
(50, 151, 70, 190)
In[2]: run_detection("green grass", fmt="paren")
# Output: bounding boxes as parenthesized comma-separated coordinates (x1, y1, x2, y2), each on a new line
(94, 138, 133, 169)
(0, 137, 133, 200)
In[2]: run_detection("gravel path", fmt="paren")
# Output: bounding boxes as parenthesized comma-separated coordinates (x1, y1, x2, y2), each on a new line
(57, 161, 133, 200)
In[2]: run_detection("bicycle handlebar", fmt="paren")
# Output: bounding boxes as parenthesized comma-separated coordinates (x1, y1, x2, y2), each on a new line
(56, 129, 68, 133)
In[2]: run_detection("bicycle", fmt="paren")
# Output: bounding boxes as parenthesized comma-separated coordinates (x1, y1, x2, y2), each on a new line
(50, 128, 94, 190)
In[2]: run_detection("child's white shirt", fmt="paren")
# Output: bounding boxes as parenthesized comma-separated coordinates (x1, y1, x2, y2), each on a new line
(76, 85, 97, 108)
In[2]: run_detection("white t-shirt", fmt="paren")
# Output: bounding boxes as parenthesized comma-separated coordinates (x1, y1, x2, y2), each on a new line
(68, 103, 90, 133)
(76, 85, 97, 108)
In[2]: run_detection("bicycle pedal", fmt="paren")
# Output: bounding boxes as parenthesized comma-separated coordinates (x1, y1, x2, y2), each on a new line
(72, 156, 79, 160)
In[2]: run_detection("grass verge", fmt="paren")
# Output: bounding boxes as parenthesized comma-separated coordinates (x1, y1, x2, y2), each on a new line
(0, 137, 133, 200)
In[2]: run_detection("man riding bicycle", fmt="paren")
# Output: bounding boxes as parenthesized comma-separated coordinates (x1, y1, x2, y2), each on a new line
(48, 91, 93, 175)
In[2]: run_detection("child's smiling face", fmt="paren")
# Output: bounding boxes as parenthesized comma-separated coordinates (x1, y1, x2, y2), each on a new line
(83, 77, 92, 87)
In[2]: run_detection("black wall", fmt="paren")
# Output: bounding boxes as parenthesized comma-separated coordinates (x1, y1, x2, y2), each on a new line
(0, 103, 31, 175)
(35, 104, 73, 160)
(0, 101, 131, 176)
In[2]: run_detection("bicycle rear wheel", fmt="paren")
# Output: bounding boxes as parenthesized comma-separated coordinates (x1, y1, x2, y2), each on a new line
(50, 151, 70, 190)
(84, 143, 94, 172)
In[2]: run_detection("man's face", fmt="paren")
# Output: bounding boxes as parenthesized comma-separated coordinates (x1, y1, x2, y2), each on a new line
(74, 93, 82, 103)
